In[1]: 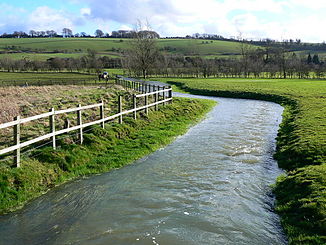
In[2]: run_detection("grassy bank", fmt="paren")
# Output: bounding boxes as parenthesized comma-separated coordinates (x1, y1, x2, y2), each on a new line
(0, 97, 216, 214)
(156, 77, 326, 244)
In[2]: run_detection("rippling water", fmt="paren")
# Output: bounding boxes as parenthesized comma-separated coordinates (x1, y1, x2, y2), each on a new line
(0, 93, 287, 245)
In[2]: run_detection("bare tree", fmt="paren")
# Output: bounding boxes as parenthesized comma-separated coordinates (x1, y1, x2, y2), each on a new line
(124, 21, 160, 79)
(62, 28, 73, 38)
(95, 29, 104, 38)
(46, 30, 57, 37)
(29, 30, 36, 37)
(238, 33, 254, 78)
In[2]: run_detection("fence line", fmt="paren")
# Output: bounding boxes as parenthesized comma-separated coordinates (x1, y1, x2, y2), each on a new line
(0, 78, 172, 167)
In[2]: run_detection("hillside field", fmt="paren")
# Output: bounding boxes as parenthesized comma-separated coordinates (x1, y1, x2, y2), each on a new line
(1, 38, 325, 62)
(0, 38, 247, 61)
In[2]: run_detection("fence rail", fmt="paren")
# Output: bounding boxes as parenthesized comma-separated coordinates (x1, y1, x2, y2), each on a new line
(0, 78, 172, 167)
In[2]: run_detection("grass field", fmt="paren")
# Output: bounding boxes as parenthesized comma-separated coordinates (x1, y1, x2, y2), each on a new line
(1, 38, 326, 62)
(0, 38, 248, 60)
(0, 51, 121, 61)
(0, 71, 98, 86)
(0, 38, 128, 52)
(155, 77, 326, 244)
(0, 52, 86, 61)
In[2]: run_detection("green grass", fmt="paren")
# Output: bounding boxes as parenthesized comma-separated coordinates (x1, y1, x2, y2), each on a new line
(0, 38, 129, 53)
(0, 38, 250, 60)
(0, 52, 121, 61)
(0, 71, 97, 85)
(0, 97, 216, 214)
(2, 38, 326, 61)
(157, 39, 245, 56)
(0, 52, 86, 61)
(154, 77, 326, 244)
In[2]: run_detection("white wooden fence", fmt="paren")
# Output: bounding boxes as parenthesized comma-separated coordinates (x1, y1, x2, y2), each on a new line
(0, 79, 172, 167)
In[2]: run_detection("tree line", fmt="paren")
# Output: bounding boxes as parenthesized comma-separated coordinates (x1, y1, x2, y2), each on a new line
(123, 38, 326, 79)
(0, 29, 160, 39)
(0, 50, 121, 73)
(1, 47, 325, 79)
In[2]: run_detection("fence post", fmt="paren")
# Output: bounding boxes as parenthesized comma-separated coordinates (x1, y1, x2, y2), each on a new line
(49, 108, 56, 149)
(155, 86, 158, 111)
(133, 95, 137, 120)
(13, 116, 21, 167)
(145, 93, 149, 115)
(118, 95, 123, 124)
(169, 86, 173, 103)
(163, 86, 166, 106)
(100, 100, 105, 129)
(77, 104, 83, 144)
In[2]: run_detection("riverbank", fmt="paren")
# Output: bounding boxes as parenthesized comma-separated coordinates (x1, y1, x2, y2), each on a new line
(0, 97, 216, 214)
(156, 78, 326, 245)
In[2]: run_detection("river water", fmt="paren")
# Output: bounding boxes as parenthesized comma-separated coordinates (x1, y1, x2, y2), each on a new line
(0, 93, 287, 245)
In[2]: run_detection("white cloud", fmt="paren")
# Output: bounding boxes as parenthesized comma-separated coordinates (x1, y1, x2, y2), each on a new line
(289, 0, 326, 9)
(78, 0, 291, 39)
(1, 0, 326, 42)
(27, 6, 75, 32)
(80, 8, 91, 16)
(119, 25, 133, 31)
(0, 4, 28, 33)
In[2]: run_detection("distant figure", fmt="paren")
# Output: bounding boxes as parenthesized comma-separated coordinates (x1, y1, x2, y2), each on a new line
(98, 72, 109, 81)
(20, 82, 29, 87)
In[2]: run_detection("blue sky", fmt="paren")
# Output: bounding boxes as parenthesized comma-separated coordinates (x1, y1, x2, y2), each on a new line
(1, 0, 326, 42)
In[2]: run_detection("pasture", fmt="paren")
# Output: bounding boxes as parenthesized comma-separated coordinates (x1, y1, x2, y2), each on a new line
(0, 38, 247, 60)
(0, 72, 97, 86)
(1, 38, 325, 63)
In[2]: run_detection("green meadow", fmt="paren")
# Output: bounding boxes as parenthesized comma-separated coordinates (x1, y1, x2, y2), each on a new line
(0, 71, 97, 85)
(1, 38, 325, 62)
(155, 77, 326, 244)
(0, 38, 246, 60)
(2, 37, 325, 59)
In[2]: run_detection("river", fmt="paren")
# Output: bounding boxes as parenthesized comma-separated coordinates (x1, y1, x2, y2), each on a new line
(0, 93, 287, 245)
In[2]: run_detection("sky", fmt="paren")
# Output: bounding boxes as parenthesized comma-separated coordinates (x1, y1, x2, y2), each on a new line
(0, 0, 325, 42)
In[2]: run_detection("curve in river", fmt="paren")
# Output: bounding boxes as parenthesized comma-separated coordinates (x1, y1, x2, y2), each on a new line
(0, 93, 287, 245)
